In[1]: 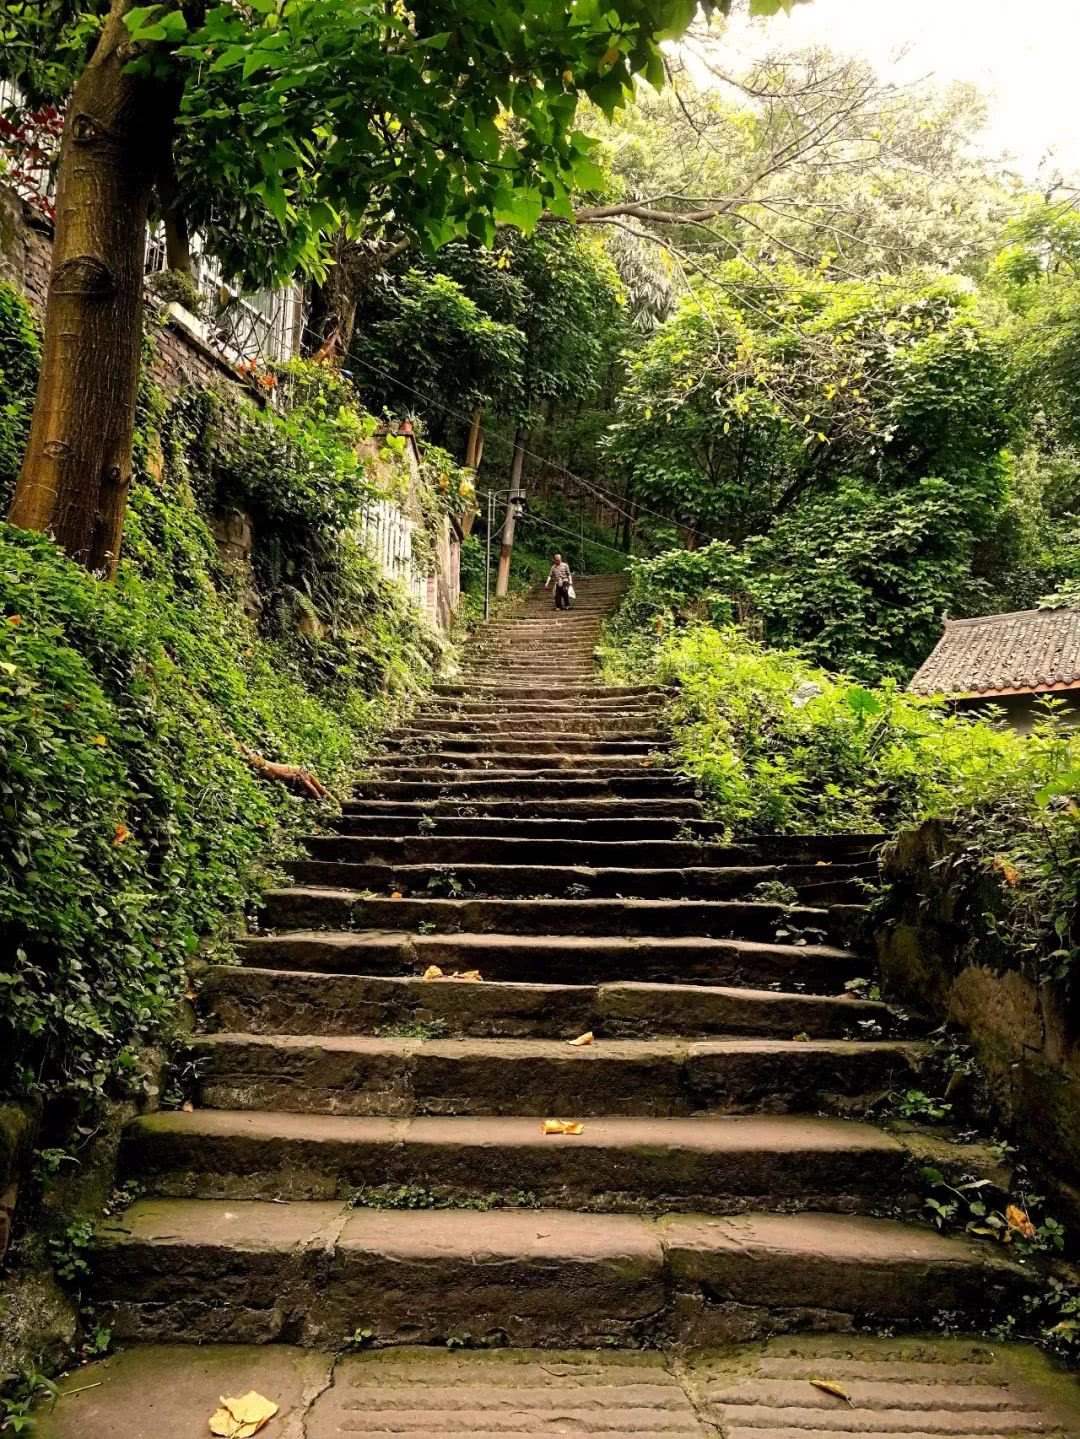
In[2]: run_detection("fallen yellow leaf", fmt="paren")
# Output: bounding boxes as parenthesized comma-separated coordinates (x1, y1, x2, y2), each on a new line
(209, 1391, 279, 1438)
(90, 734, 107, 746)
(390, 890, 404, 899)
(1006, 1203, 1036, 1240)
(542, 1119, 584, 1135)
(450, 969, 482, 981)
(809, 1378, 853, 1407)
(995, 859, 1021, 887)
(792, 1032, 811, 1043)
(567, 1032, 594, 1047)
(421, 965, 443, 980)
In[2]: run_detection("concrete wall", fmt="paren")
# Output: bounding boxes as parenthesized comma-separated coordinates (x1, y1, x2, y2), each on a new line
(950, 691, 1080, 734)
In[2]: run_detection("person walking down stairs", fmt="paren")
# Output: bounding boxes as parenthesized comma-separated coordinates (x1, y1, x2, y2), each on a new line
(544, 552, 573, 609)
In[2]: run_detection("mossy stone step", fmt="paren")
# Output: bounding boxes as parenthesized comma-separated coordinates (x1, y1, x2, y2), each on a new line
(184, 1032, 924, 1117)
(123, 1110, 909, 1210)
(199, 969, 901, 1042)
(89, 1202, 1034, 1348)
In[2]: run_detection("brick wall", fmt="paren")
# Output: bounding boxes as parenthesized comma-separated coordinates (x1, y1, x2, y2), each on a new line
(0, 185, 250, 400)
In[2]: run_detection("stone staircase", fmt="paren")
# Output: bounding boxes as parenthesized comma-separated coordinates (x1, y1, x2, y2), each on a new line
(93, 574, 1035, 1350)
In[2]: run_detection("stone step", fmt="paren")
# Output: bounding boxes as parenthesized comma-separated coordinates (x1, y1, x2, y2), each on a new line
(288, 859, 869, 906)
(32, 1339, 1080, 1439)
(236, 929, 865, 991)
(330, 813, 696, 838)
(379, 736, 663, 756)
(185, 1033, 922, 1116)
(327, 814, 881, 860)
(417, 699, 661, 717)
(360, 763, 667, 783)
(90, 1202, 1032, 1347)
(407, 716, 668, 736)
(337, 797, 706, 817)
(462, 672, 603, 682)
(311, 831, 872, 872)
(360, 760, 672, 778)
(123, 1110, 909, 1210)
(260, 891, 853, 946)
(350, 776, 688, 801)
(432, 685, 661, 701)
(371, 751, 669, 772)
(200, 968, 900, 1041)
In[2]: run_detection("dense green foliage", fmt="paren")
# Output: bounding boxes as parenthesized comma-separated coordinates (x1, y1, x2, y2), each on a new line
(0, 285, 443, 1109)
(1, 0, 731, 285)
(604, 270, 1013, 678)
(0, 282, 39, 505)
(602, 584, 1080, 982)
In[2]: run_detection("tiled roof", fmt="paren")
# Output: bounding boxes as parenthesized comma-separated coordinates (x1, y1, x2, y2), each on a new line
(908, 608, 1080, 697)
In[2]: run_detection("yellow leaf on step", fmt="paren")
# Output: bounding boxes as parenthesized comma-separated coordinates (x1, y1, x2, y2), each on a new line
(209, 1390, 279, 1437)
(390, 891, 404, 899)
(792, 1032, 811, 1043)
(542, 1119, 584, 1135)
(567, 1032, 594, 1046)
(452, 969, 482, 981)
(809, 1379, 853, 1406)
(421, 965, 444, 980)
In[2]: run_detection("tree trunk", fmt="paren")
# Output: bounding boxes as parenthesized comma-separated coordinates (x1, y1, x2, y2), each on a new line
(8, 0, 169, 577)
(304, 240, 359, 365)
(494, 427, 527, 597)
(463, 404, 483, 468)
(458, 404, 484, 537)
(304, 231, 412, 364)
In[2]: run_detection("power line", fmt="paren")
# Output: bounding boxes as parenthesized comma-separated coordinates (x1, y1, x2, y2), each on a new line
(515, 505, 630, 562)
(334, 338, 726, 546)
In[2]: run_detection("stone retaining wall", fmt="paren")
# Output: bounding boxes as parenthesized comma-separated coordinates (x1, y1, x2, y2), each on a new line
(878, 818, 1080, 1215)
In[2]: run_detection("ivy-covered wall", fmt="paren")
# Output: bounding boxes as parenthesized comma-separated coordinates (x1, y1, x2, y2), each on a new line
(0, 281, 459, 1383)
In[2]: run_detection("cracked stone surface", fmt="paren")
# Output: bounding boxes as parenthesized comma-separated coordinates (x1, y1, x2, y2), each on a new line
(33, 1337, 1080, 1437)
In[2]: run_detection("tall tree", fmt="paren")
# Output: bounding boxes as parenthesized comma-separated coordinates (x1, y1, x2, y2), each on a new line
(2, 0, 752, 575)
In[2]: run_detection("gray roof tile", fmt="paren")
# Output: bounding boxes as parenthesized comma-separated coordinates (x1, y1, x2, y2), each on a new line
(909, 607, 1080, 696)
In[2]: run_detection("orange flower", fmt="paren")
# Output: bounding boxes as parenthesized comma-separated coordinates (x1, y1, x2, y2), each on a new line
(7, 615, 21, 626)
(113, 823, 131, 846)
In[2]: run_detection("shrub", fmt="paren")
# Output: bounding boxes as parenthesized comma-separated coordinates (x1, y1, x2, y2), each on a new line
(0, 282, 40, 510)
(601, 610, 1080, 982)
(0, 323, 445, 1111)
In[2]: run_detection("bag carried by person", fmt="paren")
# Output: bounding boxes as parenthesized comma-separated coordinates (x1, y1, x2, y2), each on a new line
(567, 583, 576, 601)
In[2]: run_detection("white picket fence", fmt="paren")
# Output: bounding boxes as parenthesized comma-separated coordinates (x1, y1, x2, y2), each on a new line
(356, 498, 428, 609)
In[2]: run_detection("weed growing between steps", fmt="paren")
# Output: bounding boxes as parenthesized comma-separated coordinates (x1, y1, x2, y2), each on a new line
(348, 1184, 541, 1211)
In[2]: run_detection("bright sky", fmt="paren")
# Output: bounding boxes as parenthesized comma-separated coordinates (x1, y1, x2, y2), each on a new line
(717, 0, 1080, 179)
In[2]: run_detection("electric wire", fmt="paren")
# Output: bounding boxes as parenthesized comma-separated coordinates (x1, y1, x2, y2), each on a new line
(313, 331, 726, 546)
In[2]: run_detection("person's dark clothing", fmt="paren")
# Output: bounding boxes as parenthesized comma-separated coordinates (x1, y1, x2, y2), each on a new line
(554, 582, 571, 610)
